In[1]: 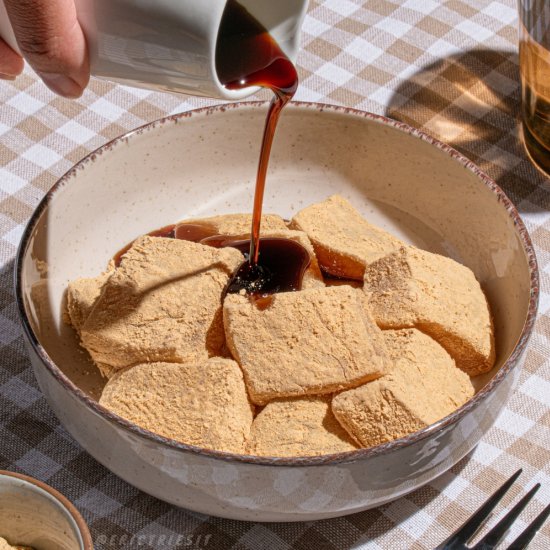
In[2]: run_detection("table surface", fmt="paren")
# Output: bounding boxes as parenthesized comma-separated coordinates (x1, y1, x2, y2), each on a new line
(1, 0, 549, 548)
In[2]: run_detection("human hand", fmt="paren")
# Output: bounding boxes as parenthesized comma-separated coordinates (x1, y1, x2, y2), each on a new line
(0, 0, 89, 98)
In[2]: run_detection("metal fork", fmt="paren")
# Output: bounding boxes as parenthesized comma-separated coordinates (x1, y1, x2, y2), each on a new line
(436, 469, 550, 549)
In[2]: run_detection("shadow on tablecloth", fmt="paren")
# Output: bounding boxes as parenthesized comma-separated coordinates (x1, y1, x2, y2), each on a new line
(385, 48, 550, 212)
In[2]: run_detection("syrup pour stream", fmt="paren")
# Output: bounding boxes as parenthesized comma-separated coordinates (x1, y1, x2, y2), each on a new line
(115, 1, 306, 296)
(216, 0, 300, 293)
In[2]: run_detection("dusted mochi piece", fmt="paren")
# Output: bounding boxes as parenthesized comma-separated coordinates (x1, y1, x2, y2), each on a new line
(186, 213, 288, 236)
(363, 246, 495, 375)
(66, 269, 117, 378)
(80, 236, 243, 374)
(290, 195, 402, 280)
(247, 396, 358, 457)
(29, 279, 51, 342)
(223, 286, 387, 404)
(332, 329, 474, 447)
(99, 358, 253, 453)
(66, 271, 111, 331)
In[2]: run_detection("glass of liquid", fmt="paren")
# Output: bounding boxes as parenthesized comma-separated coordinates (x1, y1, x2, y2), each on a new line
(519, 0, 550, 177)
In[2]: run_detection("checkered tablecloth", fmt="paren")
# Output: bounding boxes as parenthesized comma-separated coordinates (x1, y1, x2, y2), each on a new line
(1, 1, 549, 548)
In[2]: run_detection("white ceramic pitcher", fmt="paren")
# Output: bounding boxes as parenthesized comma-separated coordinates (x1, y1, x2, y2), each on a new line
(0, 0, 308, 99)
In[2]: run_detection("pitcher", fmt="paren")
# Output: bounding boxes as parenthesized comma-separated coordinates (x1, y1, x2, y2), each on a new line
(0, 0, 308, 99)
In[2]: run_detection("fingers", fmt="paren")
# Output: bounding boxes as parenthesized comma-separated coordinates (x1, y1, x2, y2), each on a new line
(0, 38, 24, 79)
(3, 0, 89, 98)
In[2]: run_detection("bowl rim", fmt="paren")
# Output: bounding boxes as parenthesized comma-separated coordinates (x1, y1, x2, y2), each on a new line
(0, 469, 94, 549)
(14, 101, 540, 467)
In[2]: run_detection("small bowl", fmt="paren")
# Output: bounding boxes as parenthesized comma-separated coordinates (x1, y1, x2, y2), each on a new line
(15, 102, 538, 521)
(0, 471, 93, 549)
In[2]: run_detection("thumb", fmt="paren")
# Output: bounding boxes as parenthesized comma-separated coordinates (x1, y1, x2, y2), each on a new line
(3, 0, 89, 98)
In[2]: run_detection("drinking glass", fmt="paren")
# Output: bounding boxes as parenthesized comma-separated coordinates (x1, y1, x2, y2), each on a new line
(519, 0, 550, 177)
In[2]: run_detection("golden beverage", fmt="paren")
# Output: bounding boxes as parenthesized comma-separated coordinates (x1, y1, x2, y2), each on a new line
(519, 0, 550, 176)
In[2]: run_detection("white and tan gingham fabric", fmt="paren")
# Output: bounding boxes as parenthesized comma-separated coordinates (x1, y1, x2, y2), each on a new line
(1, 1, 549, 548)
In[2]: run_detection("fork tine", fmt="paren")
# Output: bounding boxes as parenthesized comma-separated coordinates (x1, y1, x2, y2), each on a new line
(471, 483, 540, 549)
(507, 501, 550, 550)
(443, 469, 522, 547)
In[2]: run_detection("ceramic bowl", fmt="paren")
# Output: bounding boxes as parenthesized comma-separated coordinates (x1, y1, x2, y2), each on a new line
(0, 470, 93, 549)
(15, 103, 538, 522)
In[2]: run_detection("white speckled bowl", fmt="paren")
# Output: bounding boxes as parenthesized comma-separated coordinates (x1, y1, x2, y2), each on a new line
(0, 470, 93, 549)
(15, 103, 538, 521)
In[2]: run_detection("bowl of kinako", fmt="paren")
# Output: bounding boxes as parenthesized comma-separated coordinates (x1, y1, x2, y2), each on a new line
(15, 103, 537, 521)
(0, 470, 92, 550)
